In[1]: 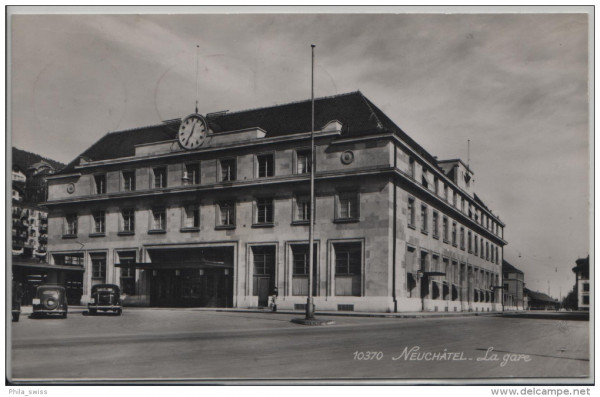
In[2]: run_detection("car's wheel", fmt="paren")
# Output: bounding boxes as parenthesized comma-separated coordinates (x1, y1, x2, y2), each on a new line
(62, 312, 67, 319)
(12, 312, 20, 322)
(116, 308, 122, 316)
(89, 309, 96, 315)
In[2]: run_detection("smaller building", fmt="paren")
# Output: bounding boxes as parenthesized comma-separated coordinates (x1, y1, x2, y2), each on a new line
(502, 259, 524, 310)
(524, 288, 558, 311)
(572, 256, 590, 311)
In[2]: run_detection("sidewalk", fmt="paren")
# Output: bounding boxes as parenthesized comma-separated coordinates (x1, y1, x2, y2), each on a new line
(19, 305, 586, 320)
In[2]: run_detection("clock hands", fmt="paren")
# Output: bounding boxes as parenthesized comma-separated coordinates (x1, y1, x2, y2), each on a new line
(185, 119, 197, 146)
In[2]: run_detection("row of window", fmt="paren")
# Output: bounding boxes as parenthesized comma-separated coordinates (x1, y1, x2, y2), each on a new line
(62, 192, 359, 237)
(406, 245, 499, 289)
(91, 151, 313, 195)
(407, 197, 500, 265)
(408, 157, 502, 237)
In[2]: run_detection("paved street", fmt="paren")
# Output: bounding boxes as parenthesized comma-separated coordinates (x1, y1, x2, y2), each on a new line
(9, 308, 589, 382)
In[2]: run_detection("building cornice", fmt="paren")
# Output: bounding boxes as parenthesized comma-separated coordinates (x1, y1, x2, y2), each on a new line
(43, 165, 394, 206)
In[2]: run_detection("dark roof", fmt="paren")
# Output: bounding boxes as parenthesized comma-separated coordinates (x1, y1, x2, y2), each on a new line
(60, 91, 438, 173)
(12, 147, 65, 173)
(502, 260, 524, 275)
(524, 288, 556, 303)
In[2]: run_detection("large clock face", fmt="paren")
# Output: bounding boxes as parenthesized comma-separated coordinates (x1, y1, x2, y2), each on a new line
(178, 114, 207, 150)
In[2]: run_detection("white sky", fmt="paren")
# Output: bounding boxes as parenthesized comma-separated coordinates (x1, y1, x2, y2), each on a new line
(9, 10, 591, 300)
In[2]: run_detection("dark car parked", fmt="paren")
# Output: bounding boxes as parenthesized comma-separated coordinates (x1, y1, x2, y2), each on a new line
(88, 284, 122, 315)
(12, 281, 22, 322)
(32, 285, 68, 319)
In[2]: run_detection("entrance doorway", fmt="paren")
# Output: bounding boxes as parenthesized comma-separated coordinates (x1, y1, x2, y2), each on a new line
(146, 246, 234, 308)
(150, 268, 233, 307)
(257, 277, 270, 307)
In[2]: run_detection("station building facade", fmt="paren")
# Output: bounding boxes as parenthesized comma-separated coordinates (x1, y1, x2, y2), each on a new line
(45, 91, 506, 312)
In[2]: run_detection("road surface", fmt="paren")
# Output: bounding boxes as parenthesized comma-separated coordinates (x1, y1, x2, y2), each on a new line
(9, 308, 589, 382)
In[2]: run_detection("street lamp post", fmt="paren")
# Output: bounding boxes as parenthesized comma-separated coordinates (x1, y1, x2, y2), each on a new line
(291, 44, 334, 326)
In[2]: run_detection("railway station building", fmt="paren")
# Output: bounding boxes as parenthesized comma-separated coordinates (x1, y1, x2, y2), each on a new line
(45, 91, 506, 312)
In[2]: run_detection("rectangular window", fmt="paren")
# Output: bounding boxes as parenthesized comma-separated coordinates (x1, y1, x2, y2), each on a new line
(218, 201, 235, 227)
(453, 191, 457, 207)
(486, 242, 490, 261)
(444, 184, 448, 201)
(432, 211, 439, 238)
(421, 169, 428, 189)
(461, 198, 465, 213)
(420, 251, 429, 272)
(219, 158, 236, 182)
(496, 246, 499, 264)
(295, 194, 311, 222)
(408, 197, 415, 227)
(92, 211, 105, 234)
(452, 222, 457, 246)
(583, 283, 590, 292)
(334, 242, 362, 296)
(151, 207, 166, 231)
(153, 167, 167, 188)
(65, 213, 77, 236)
(257, 154, 275, 178)
(408, 157, 415, 178)
(53, 253, 84, 266)
(296, 150, 312, 174)
(122, 171, 136, 191)
(291, 244, 318, 296)
(434, 176, 439, 195)
(460, 227, 465, 250)
(255, 198, 274, 224)
(480, 239, 484, 259)
(474, 235, 479, 255)
(91, 254, 106, 283)
(337, 191, 359, 220)
(185, 163, 200, 185)
(421, 205, 428, 233)
(490, 244, 495, 262)
(118, 251, 136, 295)
(94, 174, 106, 194)
(468, 231, 472, 252)
(121, 208, 135, 233)
(252, 246, 276, 297)
(182, 204, 200, 229)
(443, 216, 448, 242)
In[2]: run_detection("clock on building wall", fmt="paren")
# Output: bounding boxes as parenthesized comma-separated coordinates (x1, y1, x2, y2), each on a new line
(178, 114, 208, 150)
(66, 183, 75, 194)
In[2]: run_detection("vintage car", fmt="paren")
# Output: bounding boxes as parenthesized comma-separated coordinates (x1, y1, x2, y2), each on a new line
(32, 285, 68, 319)
(88, 284, 122, 315)
(12, 281, 22, 322)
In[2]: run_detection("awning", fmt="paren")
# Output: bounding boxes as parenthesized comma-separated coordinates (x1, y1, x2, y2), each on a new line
(12, 261, 85, 272)
(114, 260, 230, 270)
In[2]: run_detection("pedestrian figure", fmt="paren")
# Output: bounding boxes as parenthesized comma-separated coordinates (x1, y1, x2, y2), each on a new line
(270, 287, 278, 312)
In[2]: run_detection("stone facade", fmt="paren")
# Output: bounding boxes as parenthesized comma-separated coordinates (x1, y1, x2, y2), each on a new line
(45, 92, 506, 312)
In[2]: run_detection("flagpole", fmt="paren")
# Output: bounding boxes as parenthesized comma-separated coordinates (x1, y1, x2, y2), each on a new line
(306, 44, 316, 320)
